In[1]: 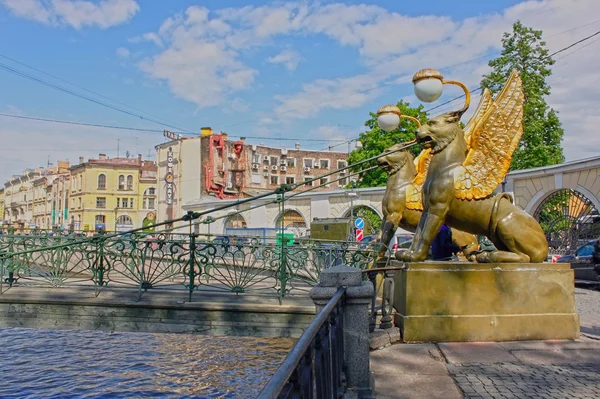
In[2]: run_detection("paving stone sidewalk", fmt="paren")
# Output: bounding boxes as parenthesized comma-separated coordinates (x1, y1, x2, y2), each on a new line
(371, 287, 600, 398)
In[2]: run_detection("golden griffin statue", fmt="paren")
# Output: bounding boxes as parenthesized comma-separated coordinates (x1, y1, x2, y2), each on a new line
(374, 114, 479, 261)
(378, 68, 548, 263)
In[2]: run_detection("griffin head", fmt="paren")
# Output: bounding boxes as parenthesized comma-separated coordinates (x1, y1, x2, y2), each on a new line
(377, 143, 414, 174)
(416, 111, 462, 154)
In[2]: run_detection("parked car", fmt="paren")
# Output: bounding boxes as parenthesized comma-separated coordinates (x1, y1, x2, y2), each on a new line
(389, 234, 413, 255)
(556, 240, 600, 282)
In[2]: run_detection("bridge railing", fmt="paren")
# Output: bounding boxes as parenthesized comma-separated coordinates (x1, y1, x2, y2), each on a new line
(0, 227, 380, 301)
(259, 287, 346, 398)
(259, 264, 375, 398)
(0, 142, 420, 302)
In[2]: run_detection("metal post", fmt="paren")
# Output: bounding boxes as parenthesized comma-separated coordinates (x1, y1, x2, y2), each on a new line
(188, 231, 197, 302)
(310, 265, 375, 398)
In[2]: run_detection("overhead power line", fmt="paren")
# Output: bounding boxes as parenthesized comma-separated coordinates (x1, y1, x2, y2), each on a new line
(0, 61, 193, 133)
(424, 28, 600, 113)
(0, 112, 346, 143)
(0, 52, 190, 133)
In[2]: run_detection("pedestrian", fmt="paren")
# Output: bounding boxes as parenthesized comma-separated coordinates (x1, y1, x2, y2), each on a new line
(431, 224, 460, 261)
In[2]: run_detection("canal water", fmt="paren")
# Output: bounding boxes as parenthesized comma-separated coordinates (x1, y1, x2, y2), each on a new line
(0, 327, 295, 398)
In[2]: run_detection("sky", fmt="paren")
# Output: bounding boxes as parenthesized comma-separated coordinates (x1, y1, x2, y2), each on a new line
(1, 0, 599, 184)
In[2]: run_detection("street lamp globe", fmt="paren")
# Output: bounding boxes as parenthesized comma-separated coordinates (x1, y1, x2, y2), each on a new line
(376, 104, 401, 132)
(413, 68, 444, 103)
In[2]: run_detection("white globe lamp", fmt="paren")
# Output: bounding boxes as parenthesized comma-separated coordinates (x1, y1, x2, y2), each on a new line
(376, 104, 401, 132)
(413, 68, 444, 103)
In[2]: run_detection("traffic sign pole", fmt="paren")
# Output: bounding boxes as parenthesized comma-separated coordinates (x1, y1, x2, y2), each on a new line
(356, 228, 364, 242)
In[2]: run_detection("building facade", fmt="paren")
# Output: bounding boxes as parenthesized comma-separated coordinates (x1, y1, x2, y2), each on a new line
(0, 188, 4, 228)
(155, 129, 348, 226)
(31, 161, 71, 230)
(68, 154, 157, 232)
(4, 169, 42, 230)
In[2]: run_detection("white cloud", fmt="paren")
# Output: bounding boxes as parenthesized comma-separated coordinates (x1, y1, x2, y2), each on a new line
(274, 74, 383, 120)
(130, 0, 600, 161)
(138, 6, 257, 108)
(116, 47, 130, 58)
(268, 49, 302, 71)
(0, 0, 139, 29)
(310, 125, 355, 152)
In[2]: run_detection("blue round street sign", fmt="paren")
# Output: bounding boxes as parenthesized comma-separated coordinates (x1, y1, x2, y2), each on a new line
(354, 218, 365, 229)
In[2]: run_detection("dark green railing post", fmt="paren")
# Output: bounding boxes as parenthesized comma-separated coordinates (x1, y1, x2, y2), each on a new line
(6, 235, 15, 286)
(0, 249, 6, 293)
(188, 232, 197, 302)
(97, 238, 105, 288)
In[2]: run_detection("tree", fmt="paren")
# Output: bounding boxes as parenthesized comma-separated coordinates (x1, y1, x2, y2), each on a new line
(347, 100, 427, 187)
(480, 21, 564, 171)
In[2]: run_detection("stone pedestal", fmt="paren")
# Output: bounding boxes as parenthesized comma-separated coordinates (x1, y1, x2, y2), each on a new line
(393, 262, 580, 342)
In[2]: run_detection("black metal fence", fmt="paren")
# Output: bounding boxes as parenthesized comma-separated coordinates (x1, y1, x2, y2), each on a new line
(258, 287, 346, 398)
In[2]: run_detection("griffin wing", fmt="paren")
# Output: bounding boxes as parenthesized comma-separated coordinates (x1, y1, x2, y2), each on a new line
(453, 69, 524, 200)
(463, 88, 493, 147)
(405, 148, 431, 211)
(405, 89, 493, 210)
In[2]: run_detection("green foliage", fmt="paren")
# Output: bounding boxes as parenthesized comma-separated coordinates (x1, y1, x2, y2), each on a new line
(347, 100, 427, 187)
(480, 21, 564, 171)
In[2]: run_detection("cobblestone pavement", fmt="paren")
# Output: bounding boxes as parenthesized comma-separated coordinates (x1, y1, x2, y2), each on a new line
(448, 361, 600, 398)
(575, 287, 600, 339)
(442, 288, 600, 398)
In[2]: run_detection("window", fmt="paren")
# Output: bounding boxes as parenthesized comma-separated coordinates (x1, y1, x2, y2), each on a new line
(71, 199, 75, 209)
(252, 153, 260, 163)
(319, 177, 329, 186)
(143, 187, 156, 209)
(126, 175, 133, 191)
(270, 175, 279, 185)
(286, 176, 296, 185)
(95, 215, 105, 224)
(286, 158, 296, 168)
(339, 176, 348, 187)
(116, 215, 133, 226)
(337, 160, 347, 169)
(304, 177, 313, 187)
(304, 159, 313, 168)
(270, 156, 279, 166)
(130, 198, 135, 208)
(78, 175, 82, 191)
(319, 159, 330, 169)
(116, 198, 121, 208)
(96, 197, 106, 208)
(118, 175, 125, 190)
(97, 174, 106, 189)
(78, 198, 81, 209)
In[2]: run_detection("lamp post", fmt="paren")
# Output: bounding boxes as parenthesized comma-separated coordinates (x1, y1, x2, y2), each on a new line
(375, 68, 471, 133)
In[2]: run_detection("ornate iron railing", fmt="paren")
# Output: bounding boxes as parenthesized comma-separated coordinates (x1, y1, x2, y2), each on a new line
(0, 225, 379, 301)
(0, 141, 418, 302)
(364, 266, 404, 332)
(258, 287, 346, 399)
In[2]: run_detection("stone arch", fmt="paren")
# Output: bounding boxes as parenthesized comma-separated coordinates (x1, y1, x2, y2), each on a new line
(525, 185, 600, 216)
(533, 188, 600, 255)
(223, 213, 247, 232)
(276, 208, 308, 237)
(342, 204, 383, 235)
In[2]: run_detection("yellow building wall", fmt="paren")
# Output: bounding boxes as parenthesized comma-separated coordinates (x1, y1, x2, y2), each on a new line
(70, 164, 151, 232)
